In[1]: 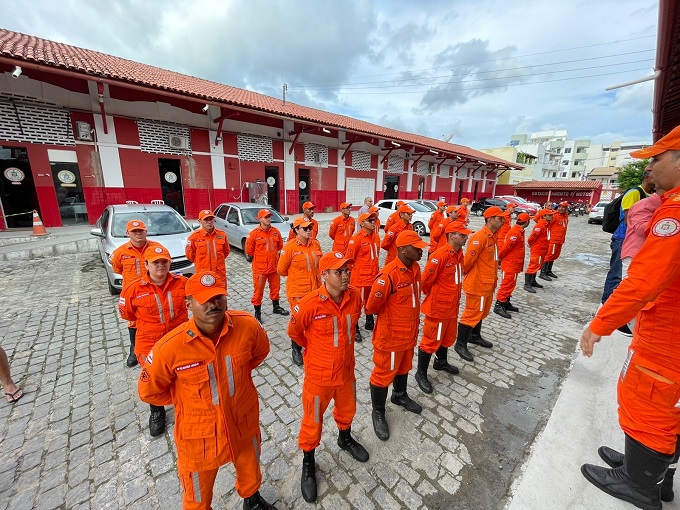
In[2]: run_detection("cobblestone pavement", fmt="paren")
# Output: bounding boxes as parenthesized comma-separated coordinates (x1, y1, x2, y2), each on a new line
(0, 215, 612, 509)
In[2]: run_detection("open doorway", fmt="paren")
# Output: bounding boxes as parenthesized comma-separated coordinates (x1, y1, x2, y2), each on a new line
(265, 166, 280, 212)
(384, 175, 399, 200)
(52, 162, 89, 225)
(159, 159, 184, 215)
(0, 146, 39, 228)
(298, 168, 310, 213)
(418, 177, 425, 199)
(457, 181, 464, 205)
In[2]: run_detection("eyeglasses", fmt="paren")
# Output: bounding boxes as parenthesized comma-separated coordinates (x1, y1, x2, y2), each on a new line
(301, 225, 313, 231)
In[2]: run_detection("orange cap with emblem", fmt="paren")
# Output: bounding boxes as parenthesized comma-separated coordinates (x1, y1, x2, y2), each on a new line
(185, 271, 227, 304)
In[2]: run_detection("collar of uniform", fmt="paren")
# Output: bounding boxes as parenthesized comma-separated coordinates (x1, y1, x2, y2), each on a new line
(481, 224, 495, 237)
(183, 314, 233, 343)
(394, 256, 413, 273)
(662, 185, 680, 202)
(295, 237, 312, 247)
(126, 240, 149, 251)
(200, 228, 218, 237)
(319, 283, 350, 308)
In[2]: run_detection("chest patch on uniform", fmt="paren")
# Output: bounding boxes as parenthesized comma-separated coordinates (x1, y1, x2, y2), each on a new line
(397, 282, 410, 289)
(313, 314, 331, 320)
(652, 218, 680, 237)
(140, 368, 150, 382)
(121, 255, 134, 260)
(136, 293, 150, 299)
(431, 258, 439, 264)
(176, 360, 205, 372)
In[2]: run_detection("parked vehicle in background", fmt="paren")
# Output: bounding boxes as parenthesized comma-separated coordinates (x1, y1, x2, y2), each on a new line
(373, 199, 432, 235)
(413, 199, 438, 211)
(471, 197, 510, 216)
(213, 202, 289, 254)
(495, 195, 539, 215)
(588, 201, 610, 224)
(90, 203, 196, 294)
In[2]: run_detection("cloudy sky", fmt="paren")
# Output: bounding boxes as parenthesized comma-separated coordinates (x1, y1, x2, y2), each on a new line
(2, 0, 659, 150)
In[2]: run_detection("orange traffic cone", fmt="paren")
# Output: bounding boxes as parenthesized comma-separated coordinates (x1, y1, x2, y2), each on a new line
(32, 210, 48, 236)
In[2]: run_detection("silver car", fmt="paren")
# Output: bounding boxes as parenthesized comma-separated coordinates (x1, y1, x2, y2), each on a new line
(90, 203, 196, 294)
(213, 202, 289, 255)
(374, 199, 432, 236)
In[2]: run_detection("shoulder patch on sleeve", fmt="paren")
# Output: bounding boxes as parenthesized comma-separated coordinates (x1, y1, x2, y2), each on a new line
(140, 368, 150, 382)
(431, 258, 438, 264)
(652, 218, 680, 237)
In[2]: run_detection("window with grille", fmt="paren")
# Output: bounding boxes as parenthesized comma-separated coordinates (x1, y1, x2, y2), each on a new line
(386, 154, 404, 174)
(415, 160, 429, 176)
(138, 120, 191, 155)
(304, 143, 328, 165)
(0, 94, 75, 145)
(237, 133, 273, 162)
(351, 151, 371, 171)
(440, 165, 450, 178)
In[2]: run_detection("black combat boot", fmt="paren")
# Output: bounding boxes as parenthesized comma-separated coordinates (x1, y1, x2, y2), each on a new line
(291, 340, 303, 366)
(469, 321, 493, 348)
(355, 323, 363, 343)
(390, 374, 422, 414)
(149, 405, 166, 437)
(546, 261, 558, 279)
(254, 305, 262, 324)
(370, 384, 390, 441)
(531, 274, 544, 288)
(127, 327, 138, 367)
(414, 349, 433, 394)
(582, 434, 673, 510)
(494, 300, 512, 319)
(433, 346, 459, 375)
(300, 449, 317, 502)
(365, 314, 374, 331)
(242, 491, 277, 510)
(454, 323, 474, 362)
(505, 299, 519, 312)
(272, 300, 289, 316)
(523, 273, 536, 293)
(337, 427, 369, 462)
(538, 263, 553, 281)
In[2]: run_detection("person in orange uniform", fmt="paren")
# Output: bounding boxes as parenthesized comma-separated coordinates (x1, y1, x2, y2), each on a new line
(523, 209, 554, 291)
(110, 219, 162, 368)
(328, 202, 356, 254)
(138, 271, 276, 510)
(381, 204, 415, 265)
(458, 197, 471, 225)
(185, 209, 230, 286)
(455, 206, 504, 363)
(245, 209, 288, 323)
(120, 245, 188, 436)
(415, 221, 472, 394)
(495, 212, 531, 318)
(369, 205, 382, 231)
(346, 212, 381, 335)
(366, 230, 427, 441)
(384, 200, 406, 232)
(288, 201, 318, 241)
(428, 201, 447, 231)
(543, 201, 569, 278)
(579, 127, 680, 510)
(429, 205, 460, 255)
(278, 217, 323, 366)
(289, 252, 368, 503)
(497, 204, 515, 250)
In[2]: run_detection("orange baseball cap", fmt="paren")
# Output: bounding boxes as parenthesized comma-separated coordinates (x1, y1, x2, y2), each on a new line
(559, 201, 569, 207)
(340, 202, 352, 209)
(516, 212, 531, 222)
(302, 201, 315, 210)
(460, 198, 470, 204)
(319, 252, 354, 272)
(437, 201, 447, 207)
(185, 271, 227, 304)
(445, 205, 459, 214)
(368, 206, 379, 213)
(506, 202, 515, 209)
(293, 217, 313, 228)
(257, 209, 273, 219)
(541, 208, 555, 215)
(398, 205, 416, 214)
(396, 200, 406, 207)
(395, 230, 428, 248)
(126, 220, 147, 231)
(359, 212, 377, 223)
(483, 206, 504, 218)
(198, 210, 215, 220)
(445, 221, 473, 235)
(144, 245, 171, 263)
(630, 125, 680, 159)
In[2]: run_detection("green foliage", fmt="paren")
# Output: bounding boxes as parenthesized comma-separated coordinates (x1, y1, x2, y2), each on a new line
(617, 159, 650, 189)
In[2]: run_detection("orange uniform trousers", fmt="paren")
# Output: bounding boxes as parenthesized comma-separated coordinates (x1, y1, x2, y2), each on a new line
(251, 272, 281, 305)
(178, 444, 262, 509)
(459, 293, 493, 327)
(618, 351, 680, 455)
(419, 317, 456, 354)
(526, 253, 544, 274)
(496, 271, 519, 302)
(369, 347, 414, 387)
(298, 378, 356, 452)
(544, 242, 563, 263)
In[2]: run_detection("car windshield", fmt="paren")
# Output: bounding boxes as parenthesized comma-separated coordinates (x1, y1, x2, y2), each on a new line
(417, 201, 437, 211)
(241, 208, 286, 225)
(112, 211, 191, 237)
(596, 202, 609, 208)
(407, 202, 431, 212)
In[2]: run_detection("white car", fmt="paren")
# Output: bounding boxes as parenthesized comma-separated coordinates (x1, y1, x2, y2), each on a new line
(374, 199, 432, 236)
(213, 202, 289, 254)
(588, 201, 610, 224)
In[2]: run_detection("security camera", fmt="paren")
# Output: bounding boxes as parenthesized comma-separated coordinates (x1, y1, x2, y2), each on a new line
(11, 66, 22, 79)
(202, 104, 209, 113)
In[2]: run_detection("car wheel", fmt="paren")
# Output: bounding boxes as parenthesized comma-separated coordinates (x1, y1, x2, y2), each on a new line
(474, 209, 483, 216)
(241, 239, 248, 258)
(412, 221, 426, 236)
(587, 220, 593, 224)
(108, 278, 120, 296)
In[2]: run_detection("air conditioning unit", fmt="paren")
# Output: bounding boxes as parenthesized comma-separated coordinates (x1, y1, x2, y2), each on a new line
(169, 135, 189, 150)
(428, 164, 437, 175)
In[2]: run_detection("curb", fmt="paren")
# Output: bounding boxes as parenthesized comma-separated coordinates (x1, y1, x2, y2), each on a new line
(0, 238, 99, 262)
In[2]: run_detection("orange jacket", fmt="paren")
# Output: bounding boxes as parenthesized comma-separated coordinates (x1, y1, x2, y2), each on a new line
(366, 257, 422, 351)
(458, 207, 470, 224)
(462, 224, 498, 296)
(497, 216, 512, 249)
(345, 229, 380, 287)
(381, 220, 413, 265)
(329, 214, 356, 254)
(185, 227, 230, 278)
(527, 219, 550, 256)
(277, 237, 322, 297)
(548, 211, 569, 244)
(119, 273, 189, 352)
(421, 244, 463, 319)
(137, 313, 270, 472)
(498, 224, 526, 273)
(384, 211, 401, 233)
(110, 240, 162, 291)
(245, 225, 283, 274)
(288, 284, 362, 386)
(590, 186, 680, 378)
(287, 217, 318, 241)
(429, 217, 450, 253)
(428, 210, 444, 230)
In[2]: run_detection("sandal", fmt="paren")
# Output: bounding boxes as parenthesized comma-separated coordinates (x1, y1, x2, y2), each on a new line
(5, 388, 23, 404)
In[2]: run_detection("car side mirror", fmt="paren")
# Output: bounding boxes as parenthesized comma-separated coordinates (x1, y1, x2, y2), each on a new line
(192, 223, 200, 229)
(90, 228, 105, 238)
(283, 216, 289, 221)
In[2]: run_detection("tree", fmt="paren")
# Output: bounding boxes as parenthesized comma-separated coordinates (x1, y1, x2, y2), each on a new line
(617, 159, 650, 189)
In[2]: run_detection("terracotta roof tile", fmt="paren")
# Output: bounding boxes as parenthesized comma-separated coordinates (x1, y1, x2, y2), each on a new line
(514, 180, 602, 190)
(0, 28, 517, 168)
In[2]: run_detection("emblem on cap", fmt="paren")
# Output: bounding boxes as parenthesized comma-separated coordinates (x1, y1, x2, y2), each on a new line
(154, 247, 163, 253)
(201, 274, 217, 286)
(334, 252, 343, 258)
(203, 210, 210, 215)
(132, 221, 140, 226)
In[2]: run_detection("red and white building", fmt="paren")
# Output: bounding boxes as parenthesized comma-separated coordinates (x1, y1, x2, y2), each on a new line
(513, 180, 602, 205)
(0, 29, 517, 229)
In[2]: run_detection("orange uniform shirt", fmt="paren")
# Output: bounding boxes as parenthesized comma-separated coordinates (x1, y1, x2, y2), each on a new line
(287, 217, 318, 241)
(277, 237, 322, 298)
(421, 244, 463, 320)
(328, 214, 356, 254)
(428, 210, 444, 231)
(458, 206, 470, 224)
(245, 225, 284, 274)
(497, 216, 512, 249)
(462, 224, 498, 296)
(429, 217, 450, 253)
(498, 224, 526, 274)
(527, 219, 550, 256)
(138, 313, 270, 472)
(345, 229, 380, 287)
(548, 211, 569, 244)
(381, 220, 413, 265)
(185, 227, 230, 279)
(384, 211, 401, 233)
(110, 240, 162, 291)
(119, 273, 189, 354)
(366, 257, 422, 352)
(288, 285, 362, 386)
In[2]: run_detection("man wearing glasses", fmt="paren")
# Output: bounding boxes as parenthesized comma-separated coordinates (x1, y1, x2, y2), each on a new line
(381, 205, 415, 265)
